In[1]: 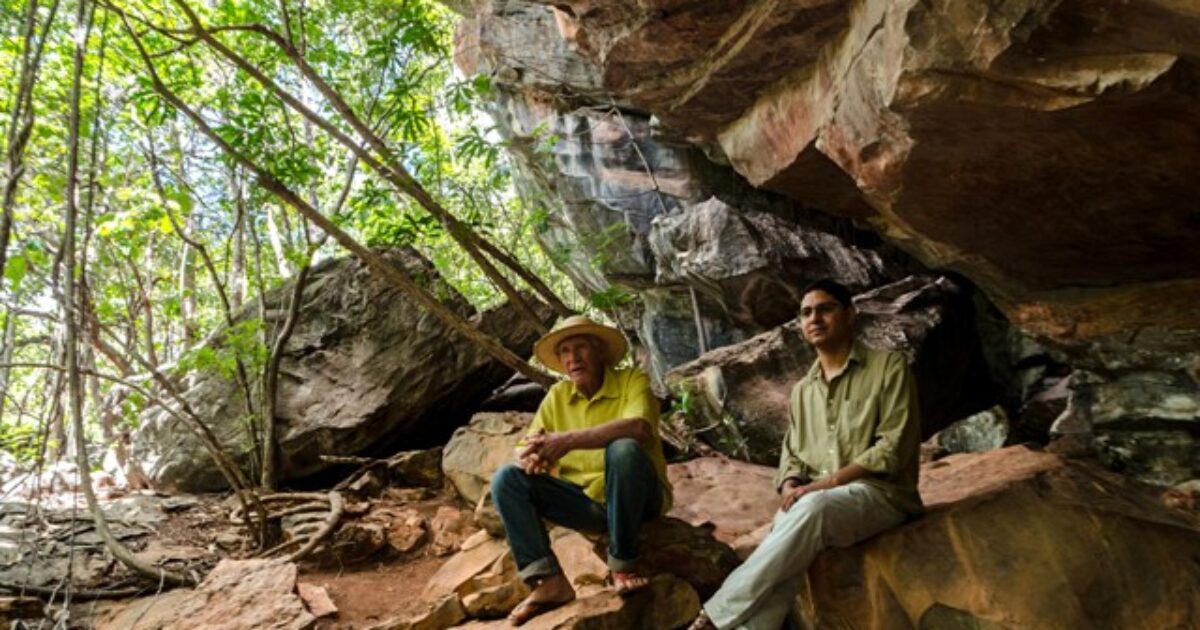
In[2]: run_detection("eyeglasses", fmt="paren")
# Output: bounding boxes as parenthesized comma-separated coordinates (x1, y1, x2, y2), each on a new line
(799, 303, 841, 318)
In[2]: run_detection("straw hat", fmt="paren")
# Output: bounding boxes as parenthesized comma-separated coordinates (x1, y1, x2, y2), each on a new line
(533, 315, 629, 374)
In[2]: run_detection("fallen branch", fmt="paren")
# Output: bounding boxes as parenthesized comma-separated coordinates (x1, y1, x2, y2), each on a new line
(318, 455, 381, 466)
(0, 580, 149, 600)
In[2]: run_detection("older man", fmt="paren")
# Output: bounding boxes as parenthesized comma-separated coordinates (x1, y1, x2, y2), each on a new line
(491, 315, 673, 625)
(690, 279, 923, 630)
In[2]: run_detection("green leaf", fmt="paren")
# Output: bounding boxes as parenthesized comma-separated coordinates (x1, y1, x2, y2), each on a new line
(3, 255, 27, 291)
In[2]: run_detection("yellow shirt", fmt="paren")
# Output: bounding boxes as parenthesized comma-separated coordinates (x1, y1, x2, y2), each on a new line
(776, 341, 923, 515)
(523, 366, 673, 513)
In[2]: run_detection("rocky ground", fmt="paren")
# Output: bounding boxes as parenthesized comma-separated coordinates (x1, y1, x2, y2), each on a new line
(5, 412, 1200, 629)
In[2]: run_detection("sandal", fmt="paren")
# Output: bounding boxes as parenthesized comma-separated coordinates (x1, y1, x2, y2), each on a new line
(610, 570, 651, 596)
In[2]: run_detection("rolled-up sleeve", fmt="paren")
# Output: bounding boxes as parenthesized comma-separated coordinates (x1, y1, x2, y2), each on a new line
(851, 353, 920, 475)
(775, 382, 813, 491)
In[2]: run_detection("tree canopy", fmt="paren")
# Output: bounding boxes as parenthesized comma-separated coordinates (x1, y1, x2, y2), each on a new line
(0, 0, 583, 476)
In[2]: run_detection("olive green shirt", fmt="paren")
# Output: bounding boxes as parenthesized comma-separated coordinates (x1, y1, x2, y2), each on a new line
(776, 341, 923, 515)
(522, 366, 673, 513)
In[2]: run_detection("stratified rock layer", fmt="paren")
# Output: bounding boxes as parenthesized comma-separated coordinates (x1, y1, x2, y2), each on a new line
(457, 0, 1200, 484)
(460, 1, 905, 386)
(801, 446, 1200, 628)
(136, 250, 548, 491)
(532, 0, 1200, 337)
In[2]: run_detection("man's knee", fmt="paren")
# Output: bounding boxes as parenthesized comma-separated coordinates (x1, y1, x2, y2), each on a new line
(605, 438, 647, 470)
(491, 463, 527, 499)
(782, 491, 835, 535)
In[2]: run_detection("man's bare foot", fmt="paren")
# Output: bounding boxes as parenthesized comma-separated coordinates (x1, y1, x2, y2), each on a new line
(508, 573, 575, 626)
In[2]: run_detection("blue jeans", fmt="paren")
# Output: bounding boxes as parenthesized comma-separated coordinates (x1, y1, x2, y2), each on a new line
(491, 438, 663, 582)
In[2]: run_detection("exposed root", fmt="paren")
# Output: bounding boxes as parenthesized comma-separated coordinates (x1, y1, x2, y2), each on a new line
(282, 491, 344, 563)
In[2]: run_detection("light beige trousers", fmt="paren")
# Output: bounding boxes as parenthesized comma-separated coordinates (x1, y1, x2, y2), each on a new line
(703, 482, 906, 630)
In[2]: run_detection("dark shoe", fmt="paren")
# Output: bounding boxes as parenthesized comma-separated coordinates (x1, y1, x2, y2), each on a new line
(687, 609, 716, 630)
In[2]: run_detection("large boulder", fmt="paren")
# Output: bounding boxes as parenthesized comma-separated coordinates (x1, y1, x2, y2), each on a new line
(665, 456, 777, 548)
(800, 446, 1200, 628)
(135, 249, 550, 492)
(666, 276, 996, 464)
(1050, 340, 1200, 485)
(442, 411, 532, 505)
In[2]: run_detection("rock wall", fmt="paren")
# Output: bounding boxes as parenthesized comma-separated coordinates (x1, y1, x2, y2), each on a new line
(453, 0, 1200, 485)
(458, 0, 911, 388)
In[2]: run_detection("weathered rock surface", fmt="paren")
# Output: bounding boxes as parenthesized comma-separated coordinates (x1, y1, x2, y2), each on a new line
(370, 595, 466, 630)
(459, 0, 1200, 481)
(443, 411, 531, 505)
(296, 583, 338, 619)
(453, 574, 699, 629)
(97, 560, 316, 630)
(509, 0, 1200, 342)
(430, 505, 481, 557)
(667, 276, 996, 463)
(928, 405, 1011, 456)
(459, 5, 905, 386)
(800, 446, 1200, 628)
(135, 249, 549, 492)
(617, 517, 739, 599)
(0, 494, 190, 590)
(665, 457, 777, 547)
(388, 448, 445, 488)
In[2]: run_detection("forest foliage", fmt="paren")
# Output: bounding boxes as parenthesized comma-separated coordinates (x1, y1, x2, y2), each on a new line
(0, 0, 585, 472)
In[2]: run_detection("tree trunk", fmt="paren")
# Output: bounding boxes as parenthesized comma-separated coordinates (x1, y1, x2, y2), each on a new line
(0, 0, 61, 294)
(229, 166, 246, 310)
(0, 306, 17, 423)
(63, 0, 191, 586)
(265, 204, 290, 280)
(260, 262, 309, 490)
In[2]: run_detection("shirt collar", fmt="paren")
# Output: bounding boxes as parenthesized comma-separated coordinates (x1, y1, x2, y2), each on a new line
(568, 365, 619, 402)
(805, 340, 866, 383)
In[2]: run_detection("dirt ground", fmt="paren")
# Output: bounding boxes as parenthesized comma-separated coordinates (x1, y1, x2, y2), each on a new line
(302, 555, 445, 628)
